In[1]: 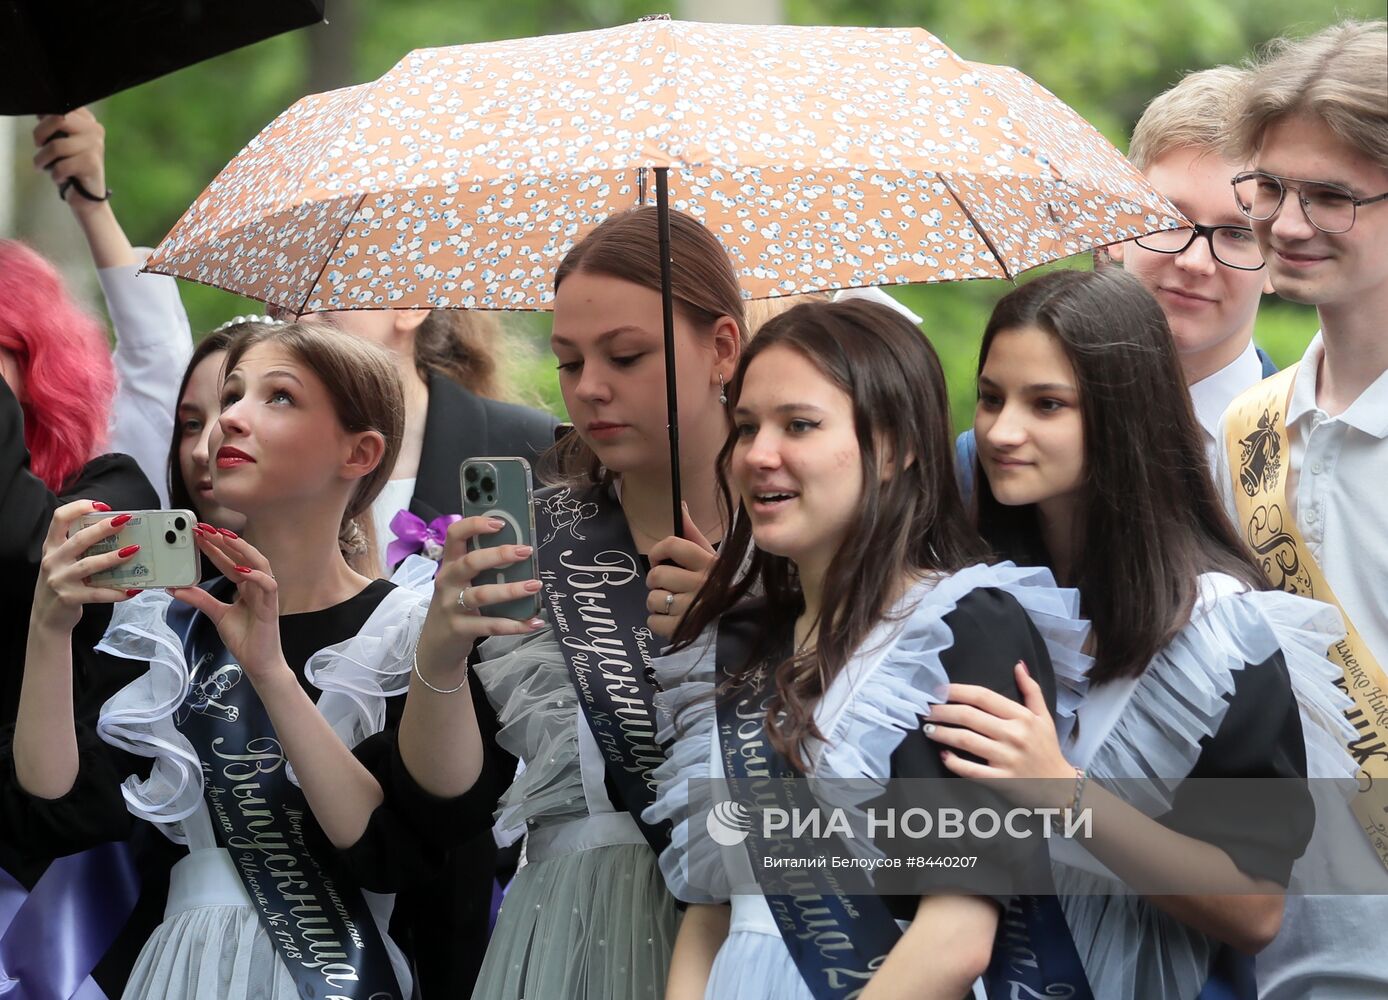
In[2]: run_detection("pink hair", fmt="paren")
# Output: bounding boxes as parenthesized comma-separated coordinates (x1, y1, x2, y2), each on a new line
(0, 240, 115, 491)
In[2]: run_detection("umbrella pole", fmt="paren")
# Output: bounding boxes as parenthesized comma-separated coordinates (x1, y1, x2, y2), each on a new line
(655, 167, 684, 539)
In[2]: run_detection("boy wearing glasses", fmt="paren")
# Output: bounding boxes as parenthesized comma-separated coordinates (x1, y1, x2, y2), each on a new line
(955, 66, 1274, 493)
(1214, 19, 1388, 1000)
(1108, 65, 1276, 462)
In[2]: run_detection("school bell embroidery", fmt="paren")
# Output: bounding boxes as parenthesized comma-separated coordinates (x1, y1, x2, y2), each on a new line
(1237, 408, 1282, 497)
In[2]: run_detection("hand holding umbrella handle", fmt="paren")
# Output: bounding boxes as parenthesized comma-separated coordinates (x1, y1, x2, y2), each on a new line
(39, 128, 112, 202)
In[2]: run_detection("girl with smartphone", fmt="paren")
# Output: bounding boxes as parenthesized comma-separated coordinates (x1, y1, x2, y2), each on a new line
(410, 206, 743, 1000)
(934, 268, 1352, 997)
(643, 299, 1090, 1000)
(8, 322, 508, 1000)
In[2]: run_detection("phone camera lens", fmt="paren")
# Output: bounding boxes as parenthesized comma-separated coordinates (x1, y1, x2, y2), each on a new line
(480, 476, 496, 492)
(164, 530, 177, 544)
(466, 486, 481, 503)
(173, 516, 187, 531)
(464, 466, 479, 482)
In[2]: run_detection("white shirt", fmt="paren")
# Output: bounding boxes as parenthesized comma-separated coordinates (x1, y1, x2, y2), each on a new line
(1189, 341, 1263, 468)
(370, 477, 418, 569)
(98, 249, 193, 506)
(1215, 332, 1388, 999)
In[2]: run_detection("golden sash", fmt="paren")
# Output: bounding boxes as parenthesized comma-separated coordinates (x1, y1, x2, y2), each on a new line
(1225, 364, 1388, 869)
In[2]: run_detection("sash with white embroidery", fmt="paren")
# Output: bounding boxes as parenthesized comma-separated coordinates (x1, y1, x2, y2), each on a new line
(533, 485, 671, 854)
(1225, 365, 1388, 868)
(176, 593, 403, 999)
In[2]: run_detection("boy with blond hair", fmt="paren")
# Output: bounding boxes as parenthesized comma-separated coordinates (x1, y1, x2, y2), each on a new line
(1213, 19, 1388, 999)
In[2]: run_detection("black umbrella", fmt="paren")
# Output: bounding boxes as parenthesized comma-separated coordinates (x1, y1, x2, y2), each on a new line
(0, 0, 325, 115)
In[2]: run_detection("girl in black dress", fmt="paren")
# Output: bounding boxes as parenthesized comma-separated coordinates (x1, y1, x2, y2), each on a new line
(646, 299, 1089, 1000)
(9, 321, 500, 999)
(932, 268, 1352, 997)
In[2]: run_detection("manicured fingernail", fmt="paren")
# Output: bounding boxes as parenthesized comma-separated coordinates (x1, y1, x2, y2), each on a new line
(487, 518, 505, 529)
(117, 544, 140, 557)
(234, 565, 252, 574)
(1017, 661, 1030, 675)
(523, 579, 542, 593)
(92, 501, 111, 512)
(218, 528, 238, 539)
(514, 545, 533, 556)
(197, 522, 216, 533)
(923, 723, 935, 736)
(125, 589, 141, 597)
(940, 749, 951, 759)
(526, 618, 545, 629)
(110, 513, 133, 527)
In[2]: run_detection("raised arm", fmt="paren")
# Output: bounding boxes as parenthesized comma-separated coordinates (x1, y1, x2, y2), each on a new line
(15, 500, 142, 798)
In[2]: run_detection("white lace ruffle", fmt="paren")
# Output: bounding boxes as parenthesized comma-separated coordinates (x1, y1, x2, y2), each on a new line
(643, 561, 1090, 903)
(94, 555, 434, 841)
(1055, 574, 1353, 1000)
(1081, 577, 1352, 815)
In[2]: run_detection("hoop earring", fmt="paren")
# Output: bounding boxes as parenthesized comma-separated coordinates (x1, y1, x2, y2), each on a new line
(718, 373, 728, 405)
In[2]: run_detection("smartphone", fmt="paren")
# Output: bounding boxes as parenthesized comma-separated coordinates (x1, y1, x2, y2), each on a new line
(460, 458, 541, 620)
(73, 509, 201, 589)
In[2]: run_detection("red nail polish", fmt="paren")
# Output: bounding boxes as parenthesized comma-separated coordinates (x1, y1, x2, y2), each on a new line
(92, 501, 111, 512)
(234, 565, 252, 574)
(110, 513, 133, 527)
(118, 544, 140, 557)
(219, 528, 239, 539)
(125, 589, 141, 597)
(196, 522, 216, 534)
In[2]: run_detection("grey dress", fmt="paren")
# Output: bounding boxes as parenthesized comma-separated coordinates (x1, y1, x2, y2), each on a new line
(470, 625, 678, 1000)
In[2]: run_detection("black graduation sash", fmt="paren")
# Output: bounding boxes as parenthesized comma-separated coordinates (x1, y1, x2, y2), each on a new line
(715, 613, 902, 999)
(176, 595, 403, 1000)
(533, 484, 671, 855)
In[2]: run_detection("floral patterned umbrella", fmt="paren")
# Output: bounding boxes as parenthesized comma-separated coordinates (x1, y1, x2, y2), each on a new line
(146, 17, 1184, 531)
(145, 17, 1183, 313)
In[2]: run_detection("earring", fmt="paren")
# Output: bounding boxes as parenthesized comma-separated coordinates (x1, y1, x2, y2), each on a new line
(718, 373, 728, 405)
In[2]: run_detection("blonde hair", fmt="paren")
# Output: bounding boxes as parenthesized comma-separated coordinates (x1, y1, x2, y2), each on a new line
(744, 292, 831, 338)
(1226, 20, 1388, 165)
(1128, 66, 1251, 170)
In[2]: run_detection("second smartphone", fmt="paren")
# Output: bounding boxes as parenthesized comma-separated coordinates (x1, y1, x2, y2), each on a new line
(460, 457, 541, 620)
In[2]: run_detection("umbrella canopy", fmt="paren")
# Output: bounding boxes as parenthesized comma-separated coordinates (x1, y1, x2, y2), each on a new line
(145, 18, 1183, 313)
(0, 0, 325, 115)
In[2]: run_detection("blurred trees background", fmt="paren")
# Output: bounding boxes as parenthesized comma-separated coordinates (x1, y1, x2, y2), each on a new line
(3, 0, 1375, 427)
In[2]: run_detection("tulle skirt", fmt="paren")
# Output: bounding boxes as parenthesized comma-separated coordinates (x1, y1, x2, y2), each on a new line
(471, 842, 678, 1000)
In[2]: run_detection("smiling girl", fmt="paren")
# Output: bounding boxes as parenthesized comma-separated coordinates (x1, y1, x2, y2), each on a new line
(644, 299, 1090, 1000)
(940, 268, 1353, 997)
(8, 322, 501, 1000)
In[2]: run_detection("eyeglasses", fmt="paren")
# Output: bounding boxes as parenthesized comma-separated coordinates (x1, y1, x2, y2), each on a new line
(1133, 223, 1266, 271)
(1232, 171, 1388, 235)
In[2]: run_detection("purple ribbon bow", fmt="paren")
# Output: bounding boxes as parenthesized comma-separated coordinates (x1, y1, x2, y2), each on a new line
(387, 510, 460, 568)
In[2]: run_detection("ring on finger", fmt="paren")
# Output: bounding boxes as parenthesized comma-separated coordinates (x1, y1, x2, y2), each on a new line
(458, 587, 478, 612)
(662, 591, 676, 615)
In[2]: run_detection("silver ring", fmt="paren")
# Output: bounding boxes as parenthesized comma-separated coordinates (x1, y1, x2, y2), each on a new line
(662, 592, 676, 614)
(458, 587, 477, 612)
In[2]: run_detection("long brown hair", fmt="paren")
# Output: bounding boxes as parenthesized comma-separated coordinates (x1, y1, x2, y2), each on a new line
(674, 299, 988, 772)
(974, 269, 1267, 686)
(540, 206, 749, 486)
(222, 322, 404, 576)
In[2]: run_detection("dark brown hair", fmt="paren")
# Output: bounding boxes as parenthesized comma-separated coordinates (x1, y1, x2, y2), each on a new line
(674, 299, 989, 772)
(221, 322, 405, 573)
(167, 325, 243, 514)
(974, 268, 1267, 686)
(540, 206, 749, 485)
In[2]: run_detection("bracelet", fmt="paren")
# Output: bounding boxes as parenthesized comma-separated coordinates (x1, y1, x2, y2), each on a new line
(412, 645, 468, 695)
(1065, 767, 1089, 813)
(58, 178, 112, 203)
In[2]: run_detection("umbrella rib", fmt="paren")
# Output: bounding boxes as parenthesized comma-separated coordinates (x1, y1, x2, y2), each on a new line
(295, 193, 367, 316)
(938, 176, 1013, 283)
